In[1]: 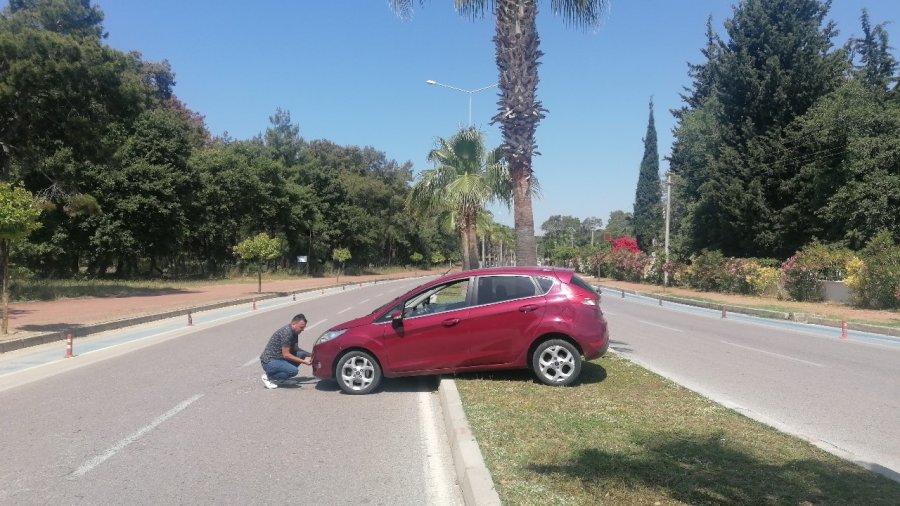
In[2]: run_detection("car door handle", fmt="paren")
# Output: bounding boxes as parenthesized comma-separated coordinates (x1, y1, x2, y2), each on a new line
(441, 318, 461, 327)
(519, 304, 539, 313)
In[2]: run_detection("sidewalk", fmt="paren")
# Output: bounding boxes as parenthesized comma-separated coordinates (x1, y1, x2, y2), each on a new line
(0, 270, 441, 353)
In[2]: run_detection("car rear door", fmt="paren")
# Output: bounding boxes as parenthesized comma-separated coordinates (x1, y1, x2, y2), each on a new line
(463, 274, 548, 367)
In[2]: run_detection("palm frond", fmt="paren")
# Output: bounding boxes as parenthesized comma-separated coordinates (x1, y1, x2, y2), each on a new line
(455, 0, 492, 21)
(550, 0, 609, 31)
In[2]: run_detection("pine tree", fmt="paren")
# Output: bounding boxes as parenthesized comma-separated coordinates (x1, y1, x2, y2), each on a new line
(633, 99, 662, 251)
(853, 9, 898, 92)
(673, 0, 849, 257)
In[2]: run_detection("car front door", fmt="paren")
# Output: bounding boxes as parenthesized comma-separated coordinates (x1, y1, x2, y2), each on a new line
(464, 274, 547, 367)
(381, 277, 473, 374)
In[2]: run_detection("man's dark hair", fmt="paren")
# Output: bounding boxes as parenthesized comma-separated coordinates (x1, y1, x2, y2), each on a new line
(291, 314, 307, 323)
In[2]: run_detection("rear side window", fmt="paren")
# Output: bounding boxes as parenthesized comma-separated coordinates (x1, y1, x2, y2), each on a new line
(477, 275, 539, 304)
(567, 274, 597, 294)
(535, 276, 554, 294)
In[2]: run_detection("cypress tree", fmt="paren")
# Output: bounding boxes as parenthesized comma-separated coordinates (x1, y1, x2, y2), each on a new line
(633, 99, 662, 251)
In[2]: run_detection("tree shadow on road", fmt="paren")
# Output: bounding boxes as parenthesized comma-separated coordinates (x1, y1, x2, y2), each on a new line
(526, 432, 900, 505)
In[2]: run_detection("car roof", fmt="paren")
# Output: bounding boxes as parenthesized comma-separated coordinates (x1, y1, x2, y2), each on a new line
(442, 266, 575, 280)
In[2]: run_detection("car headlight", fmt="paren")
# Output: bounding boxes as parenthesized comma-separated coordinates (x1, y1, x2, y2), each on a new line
(316, 329, 347, 345)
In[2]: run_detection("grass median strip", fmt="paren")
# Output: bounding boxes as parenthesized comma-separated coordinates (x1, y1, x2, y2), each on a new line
(455, 355, 900, 505)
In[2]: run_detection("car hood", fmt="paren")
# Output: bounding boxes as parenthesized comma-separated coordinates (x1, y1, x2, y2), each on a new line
(330, 313, 377, 331)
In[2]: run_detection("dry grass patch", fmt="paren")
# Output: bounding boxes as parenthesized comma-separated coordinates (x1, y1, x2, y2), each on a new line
(455, 355, 900, 505)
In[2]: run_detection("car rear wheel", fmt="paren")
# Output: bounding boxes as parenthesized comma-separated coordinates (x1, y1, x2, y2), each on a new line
(532, 339, 582, 386)
(336, 351, 382, 395)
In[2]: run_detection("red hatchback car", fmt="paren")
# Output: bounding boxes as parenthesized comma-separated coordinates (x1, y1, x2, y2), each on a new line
(311, 267, 610, 394)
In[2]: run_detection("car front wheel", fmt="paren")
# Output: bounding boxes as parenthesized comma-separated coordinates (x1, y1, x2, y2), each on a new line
(532, 339, 582, 386)
(336, 351, 382, 395)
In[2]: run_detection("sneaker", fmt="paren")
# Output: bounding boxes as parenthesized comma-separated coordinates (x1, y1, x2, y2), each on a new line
(261, 374, 278, 389)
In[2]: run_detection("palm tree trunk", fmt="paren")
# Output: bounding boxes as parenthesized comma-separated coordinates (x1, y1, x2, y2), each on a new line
(512, 168, 537, 265)
(459, 227, 471, 270)
(494, 0, 541, 266)
(466, 211, 479, 270)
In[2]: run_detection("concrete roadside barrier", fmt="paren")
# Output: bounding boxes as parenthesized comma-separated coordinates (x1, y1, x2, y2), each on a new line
(438, 378, 501, 506)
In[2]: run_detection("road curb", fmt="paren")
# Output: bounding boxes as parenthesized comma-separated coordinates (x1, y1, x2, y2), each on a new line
(438, 378, 501, 506)
(598, 284, 900, 339)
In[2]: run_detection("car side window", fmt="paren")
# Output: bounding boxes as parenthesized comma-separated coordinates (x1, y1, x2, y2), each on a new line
(403, 278, 470, 318)
(477, 275, 539, 304)
(535, 276, 554, 294)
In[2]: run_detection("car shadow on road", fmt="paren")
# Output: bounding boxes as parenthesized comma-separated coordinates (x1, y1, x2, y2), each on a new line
(313, 375, 440, 394)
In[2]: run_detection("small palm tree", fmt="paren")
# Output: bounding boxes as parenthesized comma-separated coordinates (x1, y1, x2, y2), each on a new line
(408, 128, 508, 270)
(390, 0, 608, 265)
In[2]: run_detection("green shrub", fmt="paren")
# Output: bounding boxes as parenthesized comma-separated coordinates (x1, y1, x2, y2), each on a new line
(746, 264, 781, 297)
(782, 242, 857, 302)
(850, 232, 900, 309)
(680, 250, 728, 292)
(781, 253, 822, 301)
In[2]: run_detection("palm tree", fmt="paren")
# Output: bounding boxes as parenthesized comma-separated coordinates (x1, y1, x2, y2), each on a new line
(390, 0, 609, 265)
(408, 128, 508, 270)
(476, 211, 499, 267)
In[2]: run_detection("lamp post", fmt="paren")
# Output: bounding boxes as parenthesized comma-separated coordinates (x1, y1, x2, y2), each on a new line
(425, 80, 498, 126)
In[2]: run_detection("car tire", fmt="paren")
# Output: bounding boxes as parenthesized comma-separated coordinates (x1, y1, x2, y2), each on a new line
(532, 339, 582, 386)
(335, 351, 382, 395)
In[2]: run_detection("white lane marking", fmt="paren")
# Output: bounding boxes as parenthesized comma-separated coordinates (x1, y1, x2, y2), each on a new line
(635, 319, 684, 333)
(359, 298, 370, 304)
(418, 384, 456, 505)
(722, 341, 824, 367)
(69, 394, 204, 479)
(306, 320, 326, 330)
(337, 307, 352, 314)
(602, 311, 616, 316)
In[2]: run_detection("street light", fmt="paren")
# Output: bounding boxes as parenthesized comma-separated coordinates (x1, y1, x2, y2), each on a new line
(425, 79, 498, 126)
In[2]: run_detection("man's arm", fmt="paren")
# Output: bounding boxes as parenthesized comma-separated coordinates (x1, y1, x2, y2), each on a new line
(282, 345, 311, 366)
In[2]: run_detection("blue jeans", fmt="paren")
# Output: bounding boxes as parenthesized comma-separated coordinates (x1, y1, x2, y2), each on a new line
(262, 359, 299, 381)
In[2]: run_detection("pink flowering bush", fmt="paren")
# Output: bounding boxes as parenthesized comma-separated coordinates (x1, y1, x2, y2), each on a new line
(591, 237, 651, 282)
(610, 236, 640, 254)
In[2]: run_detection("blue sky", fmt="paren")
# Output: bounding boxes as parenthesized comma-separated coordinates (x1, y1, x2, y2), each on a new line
(79, 2, 900, 227)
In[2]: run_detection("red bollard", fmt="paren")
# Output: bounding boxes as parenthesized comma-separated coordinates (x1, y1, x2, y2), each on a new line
(252, 299, 257, 311)
(721, 305, 727, 319)
(841, 320, 848, 339)
(187, 311, 193, 326)
(65, 333, 74, 358)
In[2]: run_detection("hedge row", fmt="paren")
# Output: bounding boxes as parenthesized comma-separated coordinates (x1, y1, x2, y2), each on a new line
(582, 232, 899, 310)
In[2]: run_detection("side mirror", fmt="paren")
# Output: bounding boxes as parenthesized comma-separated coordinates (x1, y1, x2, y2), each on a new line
(391, 310, 403, 322)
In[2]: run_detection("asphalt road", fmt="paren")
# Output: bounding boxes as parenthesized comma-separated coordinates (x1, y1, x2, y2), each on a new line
(601, 291, 900, 481)
(0, 277, 463, 505)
